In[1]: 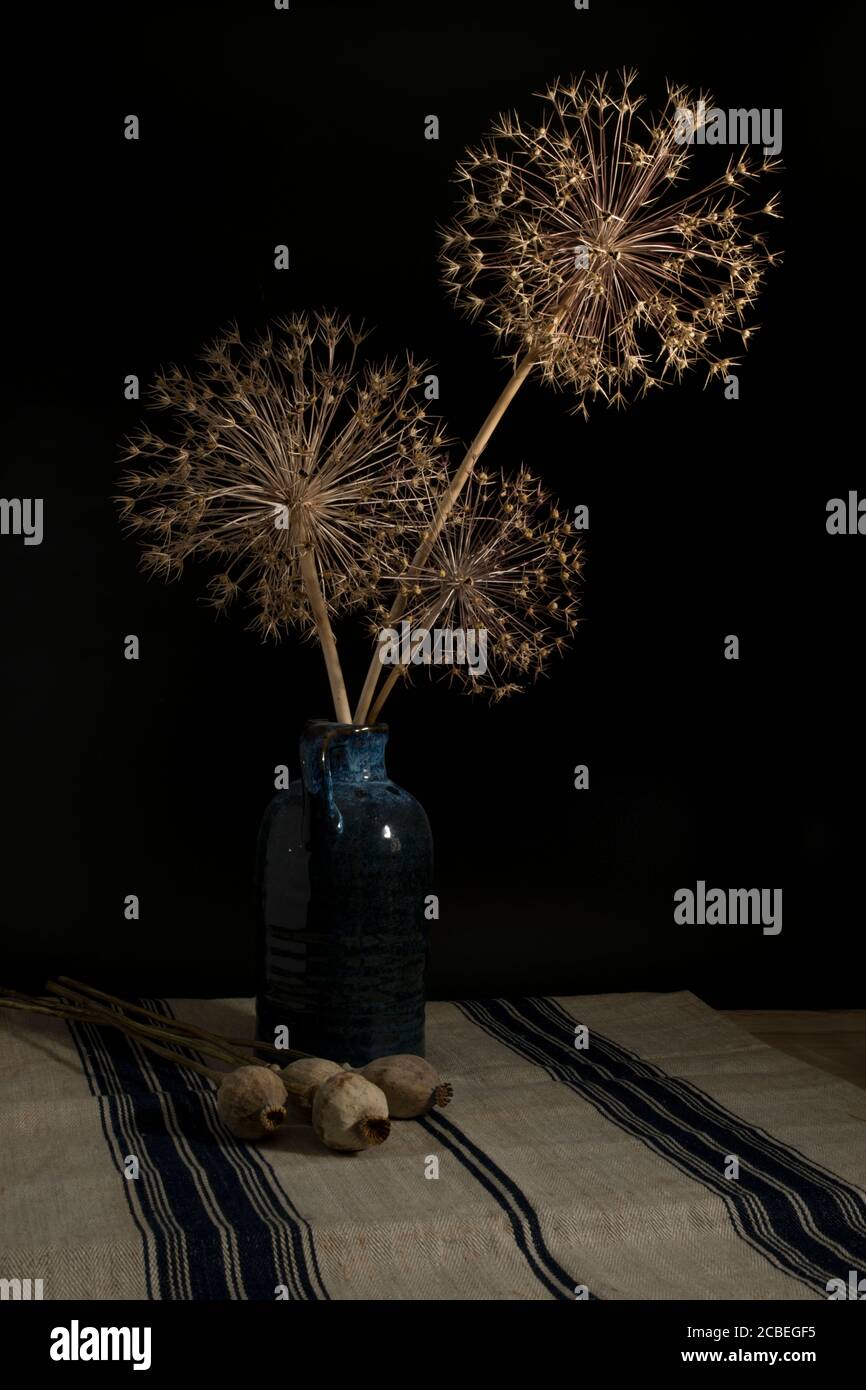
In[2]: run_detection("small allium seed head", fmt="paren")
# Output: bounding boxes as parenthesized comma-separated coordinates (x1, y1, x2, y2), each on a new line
(380, 464, 582, 699)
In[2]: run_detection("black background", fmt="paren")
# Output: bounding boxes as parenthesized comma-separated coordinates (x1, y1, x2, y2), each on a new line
(1, 1, 858, 1005)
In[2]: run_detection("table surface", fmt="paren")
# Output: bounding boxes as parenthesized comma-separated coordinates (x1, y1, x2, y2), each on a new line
(724, 1010, 866, 1092)
(3, 993, 866, 1300)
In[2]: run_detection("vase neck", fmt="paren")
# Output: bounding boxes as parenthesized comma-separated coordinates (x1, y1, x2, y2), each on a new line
(300, 721, 389, 791)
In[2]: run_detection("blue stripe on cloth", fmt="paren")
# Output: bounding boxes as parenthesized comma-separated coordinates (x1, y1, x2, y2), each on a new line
(69, 1006, 328, 1301)
(419, 1109, 590, 1300)
(152, 999, 329, 1301)
(66, 1020, 156, 1300)
(69, 1018, 199, 1298)
(458, 997, 866, 1296)
(532, 996, 866, 1241)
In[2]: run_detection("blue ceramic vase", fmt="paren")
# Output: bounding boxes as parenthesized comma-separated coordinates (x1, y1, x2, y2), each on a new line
(255, 721, 432, 1066)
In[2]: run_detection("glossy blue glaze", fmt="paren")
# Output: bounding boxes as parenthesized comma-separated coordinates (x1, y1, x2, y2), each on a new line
(255, 721, 432, 1066)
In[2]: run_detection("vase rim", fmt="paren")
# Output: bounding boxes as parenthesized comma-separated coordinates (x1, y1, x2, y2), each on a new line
(303, 719, 388, 736)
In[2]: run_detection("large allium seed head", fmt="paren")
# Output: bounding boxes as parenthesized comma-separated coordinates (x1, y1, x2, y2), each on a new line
(117, 312, 450, 639)
(376, 465, 582, 699)
(440, 71, 781, 417)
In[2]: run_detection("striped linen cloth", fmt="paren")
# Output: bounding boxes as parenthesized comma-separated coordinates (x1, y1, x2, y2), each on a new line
(1, 990, 864, 1300)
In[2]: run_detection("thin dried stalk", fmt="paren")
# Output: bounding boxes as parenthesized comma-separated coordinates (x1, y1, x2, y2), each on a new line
(368, 664, 403, 724)
(354, 347, 538, 721)
(118, 1030, 223, 1081)
(0, 994, 226, 1078)
(367, 587, 457, 723)
(55, 975, 307, 1061)
(46, 982, 246, 1067)
(1, 986, 242, 1069)
(299, 548, 352, 722)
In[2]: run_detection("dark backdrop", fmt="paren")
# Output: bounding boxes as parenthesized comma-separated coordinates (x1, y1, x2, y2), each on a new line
(1, 1, 858, 1005)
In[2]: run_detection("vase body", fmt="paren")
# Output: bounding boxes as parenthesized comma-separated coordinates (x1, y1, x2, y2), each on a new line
(255, 721, 432, 1066)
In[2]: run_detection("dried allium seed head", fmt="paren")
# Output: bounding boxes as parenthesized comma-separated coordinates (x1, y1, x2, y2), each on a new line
(117, 311, 450, 639)
(376, 465, 582, 698)
(441, 71, 781, 417)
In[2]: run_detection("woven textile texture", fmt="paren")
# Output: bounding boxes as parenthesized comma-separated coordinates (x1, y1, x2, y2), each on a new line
(1, 991, 865, 1300)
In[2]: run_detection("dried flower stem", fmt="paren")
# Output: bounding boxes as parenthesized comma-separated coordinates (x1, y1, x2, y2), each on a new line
(53, 975, 308, 1061)
(353, 346, 539, 721)
(44, 984, 248, 1067)
(368, 666, 402, 724)
(117, 1030, 224, 1081)
(368, 590, 457, 722)
(1, 984, 256, 1073)
(0, 993, 233, 1075)
(298, 548, 352, 723)
(47, 982, 243, 1065)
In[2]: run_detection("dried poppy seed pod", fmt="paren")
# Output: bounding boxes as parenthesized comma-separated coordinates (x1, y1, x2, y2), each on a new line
(280, 1057, 343, 1112)
(360, 1054, 453, 1119)
(217, 1065, 288, 1140)
(312, 1071, 391, 1153)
